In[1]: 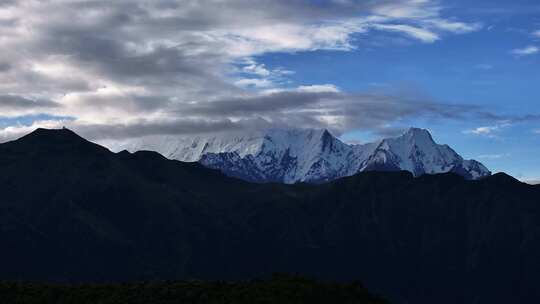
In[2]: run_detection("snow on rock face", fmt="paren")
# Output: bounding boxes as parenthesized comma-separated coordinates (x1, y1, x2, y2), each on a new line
(103, 127, 491, 183)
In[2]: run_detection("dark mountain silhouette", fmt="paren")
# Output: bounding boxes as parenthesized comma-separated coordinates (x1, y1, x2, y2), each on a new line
(1, 128, 540, 304)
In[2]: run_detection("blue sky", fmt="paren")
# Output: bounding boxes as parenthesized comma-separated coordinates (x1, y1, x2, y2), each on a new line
(0, 0, 538, 181)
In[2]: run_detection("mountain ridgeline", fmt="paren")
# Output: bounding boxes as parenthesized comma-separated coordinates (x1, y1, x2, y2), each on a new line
(1, 128, 539, 304)
(103, 128, 491, 183)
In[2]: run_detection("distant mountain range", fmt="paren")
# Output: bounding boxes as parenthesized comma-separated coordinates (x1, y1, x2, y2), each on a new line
(104, 128, 491, 183)
(1, 128, 539, 304)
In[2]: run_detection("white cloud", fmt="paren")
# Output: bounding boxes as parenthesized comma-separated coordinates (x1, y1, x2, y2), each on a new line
(241, 59, 271, 77)
(533, 30, 540, 38)
(373, 0, 439, 19)
(464, 122, 511, 138)
(234, 58, 295, 89)
(465, 126, 499, 135)
(262, 84, 341, 95)
(208, 21, 364, 58)
(426, 18, 482, 34)
(296, 84, 341, 93)
(371, 24, 440, 43)
(368, 0, 481, 42)
(511, 46, 539, 56)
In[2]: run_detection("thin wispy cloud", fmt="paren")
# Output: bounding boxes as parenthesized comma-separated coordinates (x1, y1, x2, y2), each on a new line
(464, 122, 512, 139)
(511, 46, 539, 56)
(475, 64, 494, 70)
(426, 18, 482, 34)
(465, 126, 500, 136)
(477, 153, 510, 160)
(372, 24, 441, 43)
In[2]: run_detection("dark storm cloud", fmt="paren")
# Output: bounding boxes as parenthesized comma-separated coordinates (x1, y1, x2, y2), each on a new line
(64, 89, 520, 140)
(0, 62, 12, 72)
(0, 0, 16, 9)
(0, 95, 59, 109)
(182, 91, 343, 116)
(39, 30, 216, 82)
(180, 90, 492, 132)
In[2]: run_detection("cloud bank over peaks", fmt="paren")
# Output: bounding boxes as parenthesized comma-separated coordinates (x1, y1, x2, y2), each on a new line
(0, 0, 483, 142)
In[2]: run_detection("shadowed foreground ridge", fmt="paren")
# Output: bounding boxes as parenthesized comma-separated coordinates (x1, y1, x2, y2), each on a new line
(0, 274, 388, 304)
(1, 128, 540, 304)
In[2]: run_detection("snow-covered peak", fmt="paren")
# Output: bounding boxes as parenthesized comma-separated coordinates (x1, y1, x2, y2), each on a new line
(260, 128, 330, 156)
(103, 127, 491, 183)
(402, 127, 435, 144)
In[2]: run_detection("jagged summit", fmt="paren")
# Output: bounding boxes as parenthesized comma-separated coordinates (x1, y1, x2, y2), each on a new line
(405, 127, 431, 135)
(403, 127, 434, 142)
(104, 127, 492, 183)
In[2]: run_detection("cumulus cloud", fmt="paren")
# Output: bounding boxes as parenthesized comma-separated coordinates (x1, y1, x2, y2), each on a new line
(0, 0, 484, 142)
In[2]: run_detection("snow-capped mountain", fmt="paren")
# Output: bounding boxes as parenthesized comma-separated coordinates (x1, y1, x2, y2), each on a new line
(103, 128, 491, 183)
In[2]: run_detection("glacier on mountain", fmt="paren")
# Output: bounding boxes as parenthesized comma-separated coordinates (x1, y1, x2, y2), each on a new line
(103, 127, 491, 183)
